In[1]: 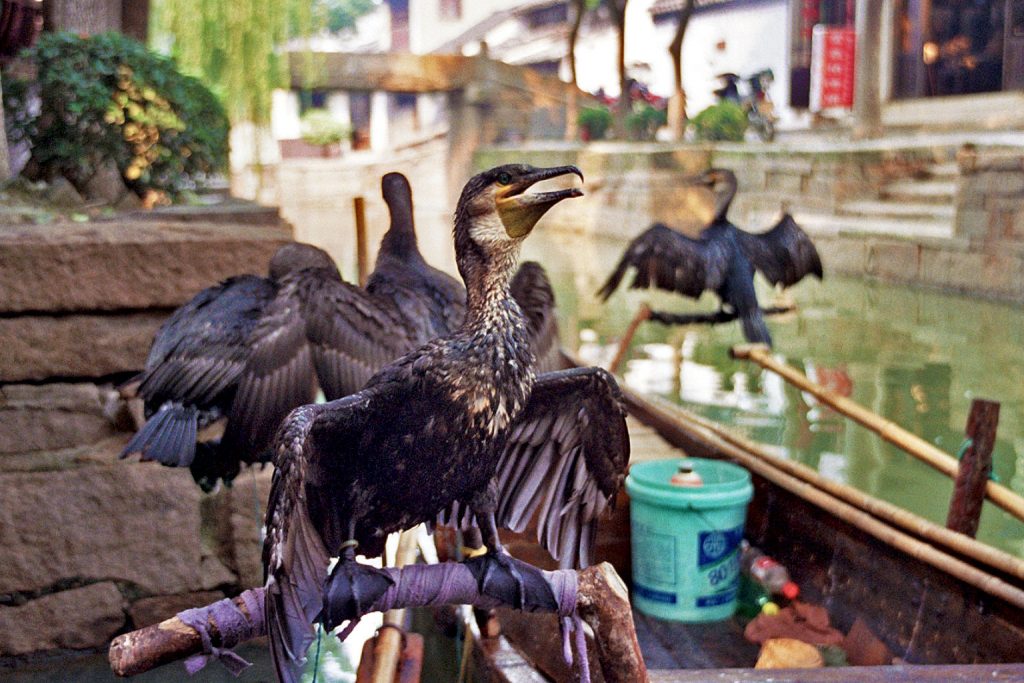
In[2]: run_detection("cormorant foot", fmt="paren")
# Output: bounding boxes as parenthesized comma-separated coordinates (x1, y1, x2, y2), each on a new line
(320, 559, 394, 629)
(470, 549, 526, 610)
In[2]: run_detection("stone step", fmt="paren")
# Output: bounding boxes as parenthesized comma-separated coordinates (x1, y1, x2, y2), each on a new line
(794, 211, 954, 240)
(880, 179, 957, 203)
(837, 199, 955, 221)
(925, 161, 960, 179)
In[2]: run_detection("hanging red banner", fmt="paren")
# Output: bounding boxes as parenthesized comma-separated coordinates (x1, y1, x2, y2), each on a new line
(810, 25, 856, 110)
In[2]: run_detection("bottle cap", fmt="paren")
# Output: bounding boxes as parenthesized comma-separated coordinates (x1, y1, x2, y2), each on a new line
(782, 581, 800, 600)
(670, 464, 703, 487)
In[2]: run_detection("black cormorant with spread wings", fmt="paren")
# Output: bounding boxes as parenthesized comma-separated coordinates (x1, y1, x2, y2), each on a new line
(597, 168, 822, 346)
(263, 165, 629, 683)
(119, 242, 337, 487)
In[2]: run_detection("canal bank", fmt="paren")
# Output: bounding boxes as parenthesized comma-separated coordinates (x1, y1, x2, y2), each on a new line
(476, 134, 1024, 304)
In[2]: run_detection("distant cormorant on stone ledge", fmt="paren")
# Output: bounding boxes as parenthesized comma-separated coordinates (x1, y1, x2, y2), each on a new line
(263, 164, 629, 683)
(597, 168, 823, 346)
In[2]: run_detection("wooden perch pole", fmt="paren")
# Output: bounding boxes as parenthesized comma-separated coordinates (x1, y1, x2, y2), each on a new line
(731, 344, 1024, 525)
(108, 562, 647, 682)
(354, 196, 369, 287)
(947, 399, 1000, 537)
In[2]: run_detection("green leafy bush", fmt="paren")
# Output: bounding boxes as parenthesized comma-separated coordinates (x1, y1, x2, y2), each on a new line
(300, 109, 349, 146)
(578, 105, 612, 141)
(626, 103, 667, 141)
(3, 32, 229, 197)
(691, 101, 747, 142)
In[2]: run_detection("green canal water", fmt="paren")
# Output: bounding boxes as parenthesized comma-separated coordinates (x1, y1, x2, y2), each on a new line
(523, 230, 1024, 559)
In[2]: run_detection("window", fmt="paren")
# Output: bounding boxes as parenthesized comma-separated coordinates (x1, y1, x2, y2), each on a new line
(440, 0, 461, 20)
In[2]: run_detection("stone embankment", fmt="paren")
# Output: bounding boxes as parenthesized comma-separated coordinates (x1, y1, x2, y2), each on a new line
(476, 141, 1024, 304)
(0, 213, 291, 658)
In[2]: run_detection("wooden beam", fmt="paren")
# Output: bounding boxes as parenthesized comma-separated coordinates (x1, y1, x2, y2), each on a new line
(289, 52, 475, 92)
(946, 399, 1000, 537)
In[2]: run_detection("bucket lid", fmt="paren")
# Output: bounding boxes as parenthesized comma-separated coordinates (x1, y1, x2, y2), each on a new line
(626, 457, 753, 509)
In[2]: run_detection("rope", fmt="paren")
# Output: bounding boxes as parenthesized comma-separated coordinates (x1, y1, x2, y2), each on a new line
(178, 595, 265, 676)
(954, 437, 1001, 483)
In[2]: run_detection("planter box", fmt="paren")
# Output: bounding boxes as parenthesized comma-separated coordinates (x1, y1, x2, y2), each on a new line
(278, 139, 342, 159)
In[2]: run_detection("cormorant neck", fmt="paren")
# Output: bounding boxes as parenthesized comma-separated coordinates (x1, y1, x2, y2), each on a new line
(378, 211, 424, 265)
(713, 183, 735, 223)
(455, 224, 523, 327)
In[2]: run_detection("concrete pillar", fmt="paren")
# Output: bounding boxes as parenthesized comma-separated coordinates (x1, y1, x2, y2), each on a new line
(271, 90, 301, 141)
(852, 0, 885, 139)
(370, 90, 390, 151)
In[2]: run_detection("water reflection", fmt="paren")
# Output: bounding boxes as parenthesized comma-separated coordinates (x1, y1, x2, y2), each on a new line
(524, 232, 1024, 558)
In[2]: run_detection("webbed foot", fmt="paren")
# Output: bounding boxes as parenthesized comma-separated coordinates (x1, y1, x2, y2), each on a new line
(466, 549, 526, 610)
(320, 559, 394, 629)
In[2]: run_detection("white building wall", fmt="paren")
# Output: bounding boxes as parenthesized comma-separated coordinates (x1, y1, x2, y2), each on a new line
(408, 0, 523, 54)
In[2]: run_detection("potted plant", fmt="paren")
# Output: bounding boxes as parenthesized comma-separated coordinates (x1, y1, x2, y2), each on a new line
(279, 109, 350, 158)
(577, 105, 612, 141)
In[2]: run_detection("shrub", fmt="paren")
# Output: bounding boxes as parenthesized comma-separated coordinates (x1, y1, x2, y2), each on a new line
(578, 105, 612, 141)
(3, 32, 229, 197)
(691, 101, 747, 142)
(625, 103, 667, 141)
(300, 109, 349, 146)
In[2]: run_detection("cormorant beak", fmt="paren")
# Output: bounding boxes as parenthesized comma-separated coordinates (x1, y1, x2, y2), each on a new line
(496, 165, 584, 238)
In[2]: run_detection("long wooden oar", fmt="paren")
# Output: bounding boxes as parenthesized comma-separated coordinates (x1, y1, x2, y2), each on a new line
(731, 343, 1024, 525)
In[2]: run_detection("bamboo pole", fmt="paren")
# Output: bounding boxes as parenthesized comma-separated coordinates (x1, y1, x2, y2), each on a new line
(730, 344, 1024, 525)
(609, 304, 650, 374)
(354, 196, 369, 287)
(625, 388, 1024, 583)
(619, 387, 1024, 611)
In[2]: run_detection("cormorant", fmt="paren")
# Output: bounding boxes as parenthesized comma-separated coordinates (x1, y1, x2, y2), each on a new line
(597, 168, 823, 346)
(119, 242, 337, 488)
(263, 165, 629, 683)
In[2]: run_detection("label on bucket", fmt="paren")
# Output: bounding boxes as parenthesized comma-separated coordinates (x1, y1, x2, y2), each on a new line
(632, 521, 677, 589)
(695, 525, 743, 609)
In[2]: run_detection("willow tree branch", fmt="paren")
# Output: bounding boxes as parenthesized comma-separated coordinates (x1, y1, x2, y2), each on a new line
(108, 561, 647, 683)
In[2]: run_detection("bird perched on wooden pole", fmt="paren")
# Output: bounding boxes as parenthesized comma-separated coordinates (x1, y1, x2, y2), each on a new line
(597, 168, 822, 347)
(263, 164, 630, 683)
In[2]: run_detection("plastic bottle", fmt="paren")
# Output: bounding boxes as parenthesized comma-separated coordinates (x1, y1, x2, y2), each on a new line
(739, 541, 800, 601)
(670, 463, 703, 487)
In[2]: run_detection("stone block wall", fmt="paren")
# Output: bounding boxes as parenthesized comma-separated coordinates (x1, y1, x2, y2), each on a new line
(956, 148, 1024, 251)
(0, 215, 292, 658)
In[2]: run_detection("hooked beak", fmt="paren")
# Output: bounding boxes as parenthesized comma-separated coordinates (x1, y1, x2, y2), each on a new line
(496, 165, 584, 238)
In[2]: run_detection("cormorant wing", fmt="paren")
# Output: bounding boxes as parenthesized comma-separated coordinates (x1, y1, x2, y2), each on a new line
(262, 387, 395, 683)
(596, 223, 728, 301)
(304, 275, 425, 400)
(135, 275, 276, 410)
(735, 213, 823, 287)
(219, 274, 320, 463)
(443, 367, 629, 568)
(510, 261, 564, 374)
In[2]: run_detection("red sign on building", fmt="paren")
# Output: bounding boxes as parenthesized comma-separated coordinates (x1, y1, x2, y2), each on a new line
(810, 25, 856, 111)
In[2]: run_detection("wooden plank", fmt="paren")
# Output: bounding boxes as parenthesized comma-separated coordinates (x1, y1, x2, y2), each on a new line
(649, 663, 1024, 681)
(289, 52, 475, 92)
(946, 399, 1000, 536)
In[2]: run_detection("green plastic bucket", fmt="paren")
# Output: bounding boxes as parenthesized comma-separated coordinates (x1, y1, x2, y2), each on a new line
(625, 457, 753, 622)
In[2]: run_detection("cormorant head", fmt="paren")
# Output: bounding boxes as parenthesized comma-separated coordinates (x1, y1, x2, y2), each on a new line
(455, 164, 584, 246)
(688, 168, 737, 195)
(268, 242, 337, 280)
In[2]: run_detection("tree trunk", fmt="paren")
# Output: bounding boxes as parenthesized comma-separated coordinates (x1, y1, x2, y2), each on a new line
(564, 0, 586, 141)
(0, 74, 10, 182)
(609, 0, 629, 139)
(46, 0, 122, 35)
(667, 1, 695, 141)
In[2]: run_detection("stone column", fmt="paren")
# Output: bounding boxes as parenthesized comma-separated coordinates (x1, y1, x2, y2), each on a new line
(852, 0, 884, 139)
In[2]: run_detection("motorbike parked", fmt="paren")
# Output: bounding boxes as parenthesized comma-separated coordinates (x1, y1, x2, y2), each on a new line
(713, 69, 777, 142)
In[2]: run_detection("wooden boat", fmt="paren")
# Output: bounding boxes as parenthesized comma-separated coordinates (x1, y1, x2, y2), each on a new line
(472, 354, 1024, 682)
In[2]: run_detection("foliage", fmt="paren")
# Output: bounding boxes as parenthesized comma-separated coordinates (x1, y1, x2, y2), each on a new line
(153, 0, 315, 127)
(3, 32, 228, 196)
(690, 101, 747, 142)
(578, 105, 612, 140)
(625, 103, 667, 141)
(317, 0, 377, 33)
(300, 109, 349, 146)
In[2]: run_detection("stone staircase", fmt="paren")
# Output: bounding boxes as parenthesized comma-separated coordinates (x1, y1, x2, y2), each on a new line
(794, 161, 958, 241)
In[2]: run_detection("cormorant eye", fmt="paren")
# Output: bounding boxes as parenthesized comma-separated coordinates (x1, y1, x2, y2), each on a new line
(497, 172, 512, 185)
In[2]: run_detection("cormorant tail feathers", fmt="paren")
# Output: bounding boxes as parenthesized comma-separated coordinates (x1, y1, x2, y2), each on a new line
(741, 309, 773, 347)
(119, 403, 198, 467)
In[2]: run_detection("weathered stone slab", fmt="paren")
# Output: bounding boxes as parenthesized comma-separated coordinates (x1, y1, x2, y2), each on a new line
(0, 463, 203, 595)
(225, 466, 275, 589)
(815, 235, 868, 276)
(0, 311, 166, 382)
(0, 220, 292, 314)
(0, 383, 123, 454)
(866, 239, 920, 282)
(127, 590, 224, 629)
(0, 582, 125, 656)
